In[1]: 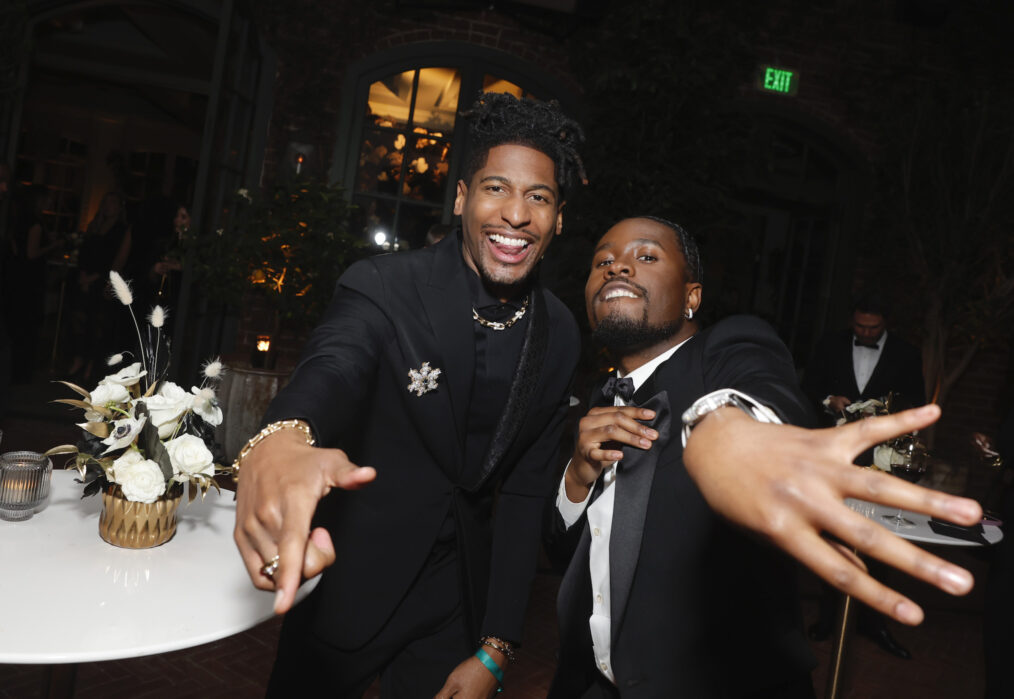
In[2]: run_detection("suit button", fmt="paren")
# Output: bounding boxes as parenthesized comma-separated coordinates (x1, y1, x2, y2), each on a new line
(600, 662, 609, 672)
(593, 527, 601, 537)
(595, 594, 603, 605)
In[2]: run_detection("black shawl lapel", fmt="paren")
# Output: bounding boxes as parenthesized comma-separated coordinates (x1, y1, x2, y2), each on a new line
(467, 284, 549, 490)
(608, 389, 671, 643)
(415, 237, 474, 477)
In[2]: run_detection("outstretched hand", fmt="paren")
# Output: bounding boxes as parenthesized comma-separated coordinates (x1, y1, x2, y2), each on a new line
(683, 403, 982, 625)
(233, 428, 376, 614)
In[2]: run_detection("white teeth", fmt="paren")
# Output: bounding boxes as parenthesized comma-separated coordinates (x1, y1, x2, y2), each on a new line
(603, 288, 639, 300)
(489, 233, 528, 248)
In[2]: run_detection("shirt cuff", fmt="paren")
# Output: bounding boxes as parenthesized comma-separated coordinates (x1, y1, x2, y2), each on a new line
(556, 459, 593, 529)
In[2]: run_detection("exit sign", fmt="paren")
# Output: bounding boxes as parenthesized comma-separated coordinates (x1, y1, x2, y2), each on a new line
(758, 66, 798, 95)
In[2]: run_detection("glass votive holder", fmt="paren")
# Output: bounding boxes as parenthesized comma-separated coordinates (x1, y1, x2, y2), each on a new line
(0, 451, 53, 522)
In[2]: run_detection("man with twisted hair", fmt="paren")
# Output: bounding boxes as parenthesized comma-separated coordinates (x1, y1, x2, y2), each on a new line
(234, 93, 587, 697)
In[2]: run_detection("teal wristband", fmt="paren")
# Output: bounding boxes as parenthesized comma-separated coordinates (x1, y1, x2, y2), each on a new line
(475, 648, 505, 691)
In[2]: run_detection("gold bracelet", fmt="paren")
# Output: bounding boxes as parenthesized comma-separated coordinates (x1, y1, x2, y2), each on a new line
(232, 419, 316, 482)
(480, 636, 516, 663)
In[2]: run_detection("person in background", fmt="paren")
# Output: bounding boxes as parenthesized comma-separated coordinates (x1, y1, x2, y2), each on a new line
(67, 191, 131, 383)
(425, 222, 454, 247)
(2, 185, 64, 381)
(802, 297, 926, 658)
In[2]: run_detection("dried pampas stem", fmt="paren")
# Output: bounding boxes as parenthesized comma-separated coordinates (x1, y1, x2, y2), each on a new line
(109, 271, 148, 388)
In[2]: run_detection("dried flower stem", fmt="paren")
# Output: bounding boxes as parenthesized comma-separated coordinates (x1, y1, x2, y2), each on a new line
(109, 271, 148, 387)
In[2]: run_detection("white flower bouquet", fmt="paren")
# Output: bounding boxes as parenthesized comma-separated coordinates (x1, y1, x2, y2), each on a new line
(48, 271, 228, 503)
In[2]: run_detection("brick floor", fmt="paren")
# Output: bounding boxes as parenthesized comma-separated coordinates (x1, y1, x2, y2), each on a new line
(1, 402, 990, 698)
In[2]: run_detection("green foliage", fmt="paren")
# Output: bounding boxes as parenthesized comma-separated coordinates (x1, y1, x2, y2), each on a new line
(187, 177, 364, 328)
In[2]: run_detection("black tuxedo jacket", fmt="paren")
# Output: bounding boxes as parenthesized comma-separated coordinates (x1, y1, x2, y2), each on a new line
(264, 233, 579, 649)
(549, 316, 816, 698)
(801, 330, 925, 418)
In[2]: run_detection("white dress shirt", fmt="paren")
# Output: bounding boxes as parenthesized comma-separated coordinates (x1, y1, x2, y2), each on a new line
(852, 331, 886, 394)
(555, 339, 689, 684)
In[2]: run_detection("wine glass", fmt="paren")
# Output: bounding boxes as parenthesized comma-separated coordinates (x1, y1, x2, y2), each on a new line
(881, 438, 927, 528)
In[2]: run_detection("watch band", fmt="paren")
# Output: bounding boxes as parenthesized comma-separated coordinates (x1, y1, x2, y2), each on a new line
(681, 388, 782, 447)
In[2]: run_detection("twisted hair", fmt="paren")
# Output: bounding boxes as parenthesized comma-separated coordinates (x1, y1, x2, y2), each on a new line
(638, 215, 703, 284)
(461, 92, 587, 198)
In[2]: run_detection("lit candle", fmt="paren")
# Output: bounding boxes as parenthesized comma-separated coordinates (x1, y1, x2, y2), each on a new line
(0, 451, 52, 522)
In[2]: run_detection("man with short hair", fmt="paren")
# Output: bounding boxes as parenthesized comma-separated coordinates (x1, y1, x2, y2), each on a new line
(234, 93, 586, 697)
(549, 217, 978, 697)
(803, 298, 925, 419)
(801, 297, 926, 657)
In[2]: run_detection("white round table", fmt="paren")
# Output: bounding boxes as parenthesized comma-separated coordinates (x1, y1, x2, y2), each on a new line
(0, 470, 318, 664)
(825, 498, 1003, 699)
(846, 497, 1003, 545)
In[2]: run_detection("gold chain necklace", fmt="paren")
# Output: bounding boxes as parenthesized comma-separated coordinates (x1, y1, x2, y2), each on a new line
(472, 295, 529, 331)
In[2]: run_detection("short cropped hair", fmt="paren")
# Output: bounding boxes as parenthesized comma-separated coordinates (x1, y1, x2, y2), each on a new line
(636, 215, 703, 284)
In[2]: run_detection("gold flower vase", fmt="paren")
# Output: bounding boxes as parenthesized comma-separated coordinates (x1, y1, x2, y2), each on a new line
(99, 485, 183, 548)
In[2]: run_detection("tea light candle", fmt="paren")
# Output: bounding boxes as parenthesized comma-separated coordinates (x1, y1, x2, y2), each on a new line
(0, 451, 52, 522)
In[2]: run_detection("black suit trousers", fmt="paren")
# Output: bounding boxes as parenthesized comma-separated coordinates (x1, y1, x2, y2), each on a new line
(267, 544, 469, 698)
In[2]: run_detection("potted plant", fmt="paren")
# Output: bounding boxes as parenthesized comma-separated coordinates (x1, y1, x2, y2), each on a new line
(185, 176, 364, 458)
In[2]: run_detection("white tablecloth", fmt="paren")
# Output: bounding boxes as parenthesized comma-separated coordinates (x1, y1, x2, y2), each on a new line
(0, 470, 317, 664)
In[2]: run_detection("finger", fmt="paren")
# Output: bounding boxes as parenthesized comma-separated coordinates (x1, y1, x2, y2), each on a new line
(584, 419, 658, 450)
(303, 526, 336, 579)
(234, 497, 286, 590)
(586, 405, 656, 420)
(816, 499, 975, 598)
(270, 497, 318, 614)
(841, 404, 941, 457)
(325, 460, 377, 492)
(780, 526, 926, 625)
(838, 465, 982, 525)
(235, 533, 278, 590)
(587, 446, 625, 464)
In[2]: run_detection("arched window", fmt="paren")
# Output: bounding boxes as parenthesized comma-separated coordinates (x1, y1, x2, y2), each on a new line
(331, 43, 569, 250)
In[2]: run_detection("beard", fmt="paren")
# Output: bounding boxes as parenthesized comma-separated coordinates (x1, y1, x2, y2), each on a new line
(591, 314, 683, 354)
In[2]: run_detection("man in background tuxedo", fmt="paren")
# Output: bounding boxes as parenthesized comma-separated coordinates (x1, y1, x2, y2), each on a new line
(233, 93, 585, 698)
(802, 298, 926, 658)
(803, 297, 925, 422)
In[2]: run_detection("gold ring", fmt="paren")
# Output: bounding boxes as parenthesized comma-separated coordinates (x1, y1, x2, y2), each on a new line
(260, 554, 280, 578)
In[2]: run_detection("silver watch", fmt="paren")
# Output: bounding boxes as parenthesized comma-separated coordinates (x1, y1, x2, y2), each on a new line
(681, 389, 782, 447)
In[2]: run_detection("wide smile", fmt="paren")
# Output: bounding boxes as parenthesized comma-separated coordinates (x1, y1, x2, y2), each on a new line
(485, 230, 535, 264)
(596, 280, 644, 303)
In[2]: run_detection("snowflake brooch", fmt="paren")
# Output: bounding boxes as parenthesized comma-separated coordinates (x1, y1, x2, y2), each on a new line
(407, 362, 442, 397)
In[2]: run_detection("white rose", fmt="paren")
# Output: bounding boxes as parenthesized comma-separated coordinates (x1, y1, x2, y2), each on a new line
(103, 362, 146, 387)
(142, 382, 193, 438)
(164, 433, 215, 478)
(100, 415, 147, 455)
(90, 381, 130, 406)
(190, 386, 223, 426)
(111, 450, 167, 503)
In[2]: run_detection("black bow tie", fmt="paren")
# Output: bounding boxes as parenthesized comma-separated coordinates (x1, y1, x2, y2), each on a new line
(602, 376, 635, 402)
(854, 340, 880, 349)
